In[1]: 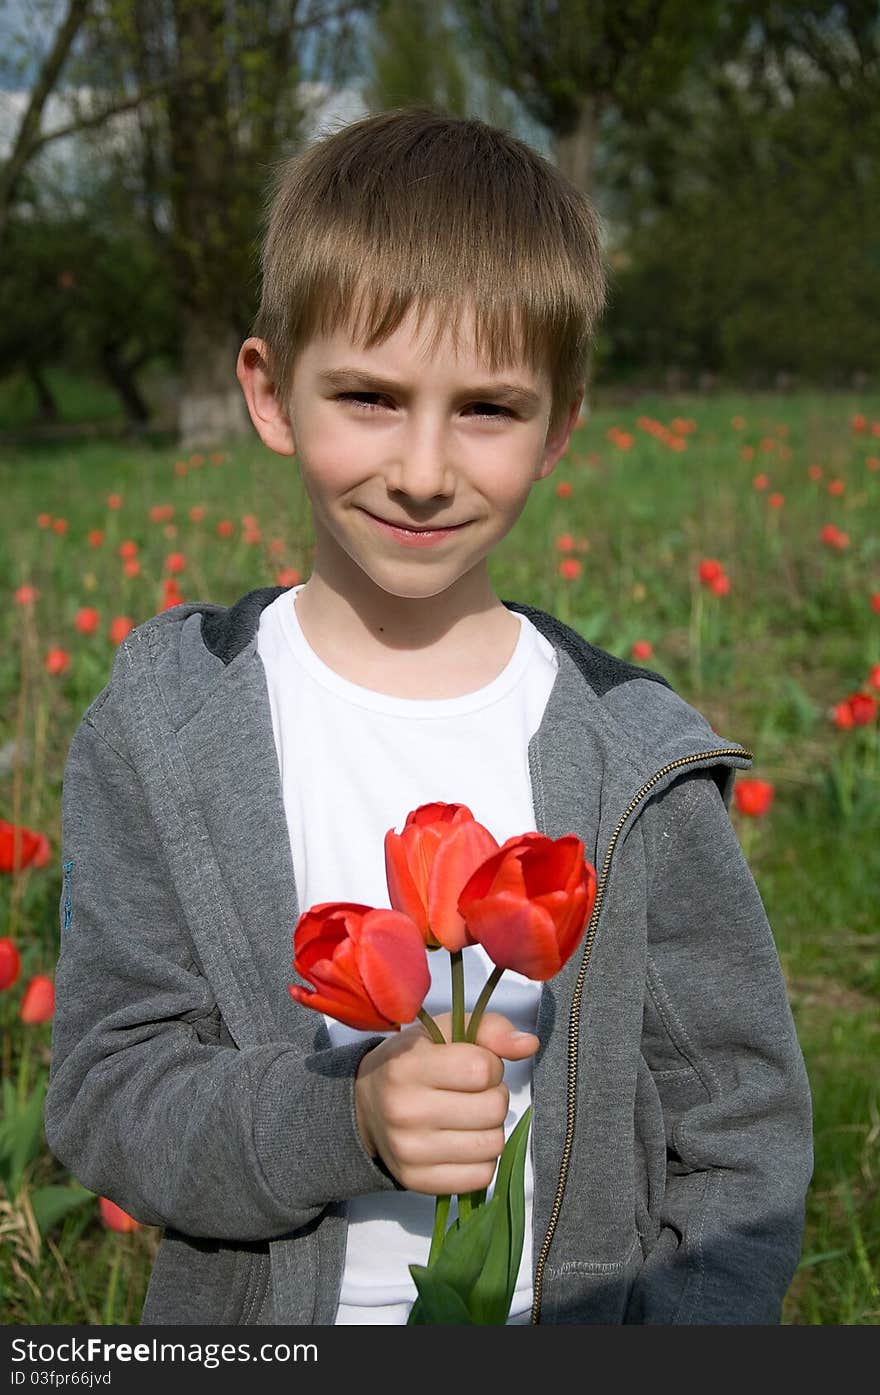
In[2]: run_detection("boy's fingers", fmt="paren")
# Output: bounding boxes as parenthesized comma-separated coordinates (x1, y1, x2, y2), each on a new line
(469, 1011, 540, 1061)
(423, 1009, 539, 1062)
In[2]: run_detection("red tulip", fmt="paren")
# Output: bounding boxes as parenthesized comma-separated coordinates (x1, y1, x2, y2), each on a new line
(733, 778, 775, 817)
(0, 819, 51, 873)
(384, 803, 500, 952)
(289, 903, 430, 1032)
(457, 832, 597, 982)
(0, 937, 21, 990)
(698, 558, 723, 584)
(848, 692, 878, 726)
(99, 1197, 142, 1232)
(20, 974, 55, 1023)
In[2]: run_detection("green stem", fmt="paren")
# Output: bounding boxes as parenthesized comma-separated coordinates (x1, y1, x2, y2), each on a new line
(417, 1008, 446, 1045)
(465, 965, 505, 1043)
(450, 950, 465, 1043)
(428, 1194, 451, 1266)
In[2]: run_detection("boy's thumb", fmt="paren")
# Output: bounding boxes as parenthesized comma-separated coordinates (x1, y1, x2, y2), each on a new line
(470, 1011, 540, 1060)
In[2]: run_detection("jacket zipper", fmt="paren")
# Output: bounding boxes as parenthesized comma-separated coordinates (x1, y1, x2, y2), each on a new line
(529, 746, 752, 1324)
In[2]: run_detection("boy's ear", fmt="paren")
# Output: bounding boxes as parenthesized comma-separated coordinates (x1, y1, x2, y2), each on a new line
(535, 391, 584, 480)
(236, 338, 296, 456)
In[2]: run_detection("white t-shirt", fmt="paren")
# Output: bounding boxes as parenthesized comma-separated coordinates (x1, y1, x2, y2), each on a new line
(256, 585, 559, 1323)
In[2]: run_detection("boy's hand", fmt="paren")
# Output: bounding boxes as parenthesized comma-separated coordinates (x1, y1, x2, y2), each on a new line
(353, 1012, 539, 1195)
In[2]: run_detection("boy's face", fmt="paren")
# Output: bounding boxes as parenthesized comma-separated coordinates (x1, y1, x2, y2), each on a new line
(237, 300, 581, 615)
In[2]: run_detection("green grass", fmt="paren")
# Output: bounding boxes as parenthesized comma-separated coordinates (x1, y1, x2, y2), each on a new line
(1, 388, 878, 1324)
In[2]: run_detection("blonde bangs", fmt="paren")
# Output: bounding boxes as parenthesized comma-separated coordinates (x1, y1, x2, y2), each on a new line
(253, 107, 606, 427)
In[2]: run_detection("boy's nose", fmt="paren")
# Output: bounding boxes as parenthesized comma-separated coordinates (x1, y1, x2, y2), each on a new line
(384, 420, 456, 502)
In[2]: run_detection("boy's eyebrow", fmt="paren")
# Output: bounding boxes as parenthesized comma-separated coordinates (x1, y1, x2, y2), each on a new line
(316, 367, 542, 411)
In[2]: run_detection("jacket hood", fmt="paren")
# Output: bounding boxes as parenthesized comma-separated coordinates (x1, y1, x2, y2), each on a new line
(110, 585, 750, 796)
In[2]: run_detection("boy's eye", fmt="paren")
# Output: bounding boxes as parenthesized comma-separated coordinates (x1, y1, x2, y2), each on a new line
(338, 393, 513, 419)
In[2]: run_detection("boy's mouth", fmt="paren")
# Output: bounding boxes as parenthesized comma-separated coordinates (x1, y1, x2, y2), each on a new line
(362, 510, 468, 533)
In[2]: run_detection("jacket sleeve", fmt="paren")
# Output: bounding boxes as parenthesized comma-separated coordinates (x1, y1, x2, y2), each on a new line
(44, 707, 398, 1242)
(625, 768, 813, 1324)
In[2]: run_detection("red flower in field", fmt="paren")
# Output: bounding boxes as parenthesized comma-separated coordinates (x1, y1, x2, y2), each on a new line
(289, 903, 430, 1032)
(768, 492, 784, 509)
(45, 648, 69, 675)
(123, 560, 140, 578)
(730, 415, 746, 430)
(277, 567, 302, 587)
(733, 778, 775, 817)
(752, 473, 769, 490)
(118, 540, 138, 560)
(458, 832, 597, 982)
(867, 456, 880, 472)
(107, 494, 122, 510)
(189, 506, 205, 523)
(559, 558, 581, 580)
(36, 513, 52, 529)
(849, 692, 878, 725)
(0, 819, 51, 872)
(556, 481, 572, 498)
(556, 533, 575, 553)
(109, 616, 134, 645)
(807, 465, 823, 481)
(190, 452, 204, 467)
(15, 584, 39, 605)
(631, 639, 654, 661)
(210, 451, 225, 465)
(88, 529, 104, 547)
(0, 937, 21, 989)
(385, 803, 500, 952)
(851, 414, 866, 433)
(165, 552, 186, 575)
(174, 461, 188, 478)
(74, 607, 99, 635)
(834, 692, 878, 727)
(149, 504, 174, 523)
(709, 572, 730, 596)
(820, 524, 848, 548)
(99, 1197, 142, 1233)
(697, 558, 724, 584)
(52, 518, 68, 535)
(833, 700, 855, 729)
(867, 664, 880, 691)
(20, 974, 54, 1023)
(216, 520, 234, 538)
(740, 445, 755, 461)
(827, 479, 845, 496)
(872, 593, 880, 614)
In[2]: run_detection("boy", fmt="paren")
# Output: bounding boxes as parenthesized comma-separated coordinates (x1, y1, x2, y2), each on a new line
(45, 107, 813, 1326)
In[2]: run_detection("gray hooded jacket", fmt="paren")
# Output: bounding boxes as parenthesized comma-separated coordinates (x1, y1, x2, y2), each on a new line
(45, 587, 813, 1325)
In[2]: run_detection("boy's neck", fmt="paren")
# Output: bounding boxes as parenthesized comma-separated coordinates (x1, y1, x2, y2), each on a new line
(292, 573, 521, 700)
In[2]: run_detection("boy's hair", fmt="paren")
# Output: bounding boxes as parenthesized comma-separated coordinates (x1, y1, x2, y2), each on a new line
(252, 106, 606, 432)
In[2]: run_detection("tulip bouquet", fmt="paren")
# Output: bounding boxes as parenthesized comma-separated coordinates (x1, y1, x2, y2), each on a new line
(289, 802, 597, 1324)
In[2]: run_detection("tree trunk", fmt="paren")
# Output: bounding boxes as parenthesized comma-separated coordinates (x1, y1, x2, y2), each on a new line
(553, 96, 599, 196)
(100, 343, 151, 426)
(27, 365, 59, 422)
(168, 0, 250, 448)
(177, 312, 249, 449)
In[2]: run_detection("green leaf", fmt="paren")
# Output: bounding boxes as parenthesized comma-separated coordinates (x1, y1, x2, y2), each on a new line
(0, 1082, 46, 1194)
(468, 1106, 532, 1324)
(408, 1268, 475, 1324)
(406, 1198, 498, 1326)
(30, 1184, 95, 1236)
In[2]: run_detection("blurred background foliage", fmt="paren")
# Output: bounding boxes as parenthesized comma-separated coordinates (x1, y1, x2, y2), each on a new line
(0, 0, 877, 445)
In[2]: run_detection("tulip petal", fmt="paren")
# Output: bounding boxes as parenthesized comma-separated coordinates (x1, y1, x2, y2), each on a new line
(428, 820, 500, 951)
(464, 891, 564, 980)
(358, 910, 430, 1024)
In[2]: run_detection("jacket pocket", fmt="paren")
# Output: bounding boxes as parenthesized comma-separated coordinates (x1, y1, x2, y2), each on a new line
(633, 1054, 667, 1253)
(141, 1230, 270, 1325)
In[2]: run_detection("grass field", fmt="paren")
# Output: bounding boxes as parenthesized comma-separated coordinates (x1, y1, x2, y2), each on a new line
(1, 387, 878, 1324)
